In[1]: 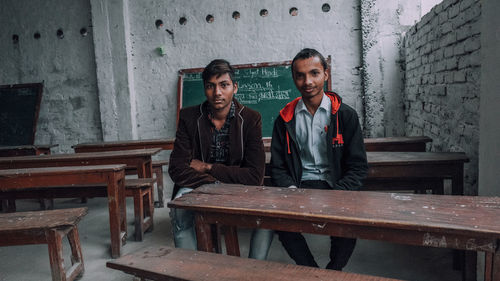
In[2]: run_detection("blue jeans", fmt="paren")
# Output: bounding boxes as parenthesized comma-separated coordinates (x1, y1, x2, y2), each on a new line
(249, 228, 274, 260)
(170, 187, 197, 250)
(170, 187, 274, 259)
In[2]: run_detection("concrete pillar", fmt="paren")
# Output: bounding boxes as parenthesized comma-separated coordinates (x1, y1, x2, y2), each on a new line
(479, 0, 500, 197)
(90, 0, 137, 141)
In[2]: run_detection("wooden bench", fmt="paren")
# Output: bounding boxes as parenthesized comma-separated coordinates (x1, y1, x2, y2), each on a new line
(125, 160, 168, 208)
(0, 178, 155, 241)
(0, 207, 87, 281)
(107, 246, 401, 281)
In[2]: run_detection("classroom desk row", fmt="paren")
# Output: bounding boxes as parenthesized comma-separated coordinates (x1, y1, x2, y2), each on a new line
(168, 184, 500, 281)
(0, 148, 161, 258)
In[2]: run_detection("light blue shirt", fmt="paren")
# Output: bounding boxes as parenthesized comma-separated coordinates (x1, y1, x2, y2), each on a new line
(294, 94, 332, 187)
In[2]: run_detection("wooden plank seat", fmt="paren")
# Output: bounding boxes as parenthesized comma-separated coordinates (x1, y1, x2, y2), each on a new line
(107, 246, 402, 281)
(0, 178, 155, 241)
(124, 160, 168, 208)
(0, 207, 87, 281)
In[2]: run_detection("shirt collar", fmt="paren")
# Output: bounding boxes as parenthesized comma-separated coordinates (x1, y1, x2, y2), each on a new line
(295, 93, 331, 115)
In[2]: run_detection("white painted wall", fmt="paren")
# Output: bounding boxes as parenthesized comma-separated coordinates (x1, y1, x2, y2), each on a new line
(127, 0, 363, 138)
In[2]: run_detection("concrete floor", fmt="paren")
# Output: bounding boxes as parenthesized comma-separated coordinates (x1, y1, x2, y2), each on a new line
(0, 175, 463, 281)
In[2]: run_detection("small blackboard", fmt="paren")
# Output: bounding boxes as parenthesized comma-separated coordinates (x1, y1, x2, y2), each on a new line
(0, 83, 43, 145)
(177, 59, 331, 137)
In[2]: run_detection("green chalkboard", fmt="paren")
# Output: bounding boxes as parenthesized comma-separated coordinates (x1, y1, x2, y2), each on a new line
(178, 60, 331, 137)
(0, 83, 43, 145)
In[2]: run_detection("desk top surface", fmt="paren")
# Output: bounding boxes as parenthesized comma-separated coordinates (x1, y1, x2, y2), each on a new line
(367, 151, 469, 164)
(0, 164, 127, 177)
(0, 148, 161, 163)
(169, 184, 500, 237)
(265, 151, 469, 165)
(73, 139, 174, 148)
(0, 144, 58, 151)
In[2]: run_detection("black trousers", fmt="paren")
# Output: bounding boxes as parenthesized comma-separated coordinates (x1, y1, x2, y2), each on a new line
(276, 180, 357, 270)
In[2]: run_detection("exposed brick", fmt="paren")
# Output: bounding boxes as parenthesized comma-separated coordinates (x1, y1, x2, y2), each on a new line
(444, 72, 454, 83)
(440, 22, 453, 35)
(448, 4, 460, 18)
(434, 61, 446, 72)
(454, 70, 466, 82)
(442, 0, 460, 10)
(445, 57, 458, 70)
(438, 11, 448, 24)
(465, 7, 481, 24)
(453, 42, 466, 56)
(466, 67, 481, 83)
(447, 83, 469, 98)
(459, 0, 476, 11)
(458, 55, 470, 69)
(456, 24, 472, 41)
(440, 32, 457, 47)
(430, 84, 447, 96)
(444, 46, 454, 58)
(464, 36, 480, 52)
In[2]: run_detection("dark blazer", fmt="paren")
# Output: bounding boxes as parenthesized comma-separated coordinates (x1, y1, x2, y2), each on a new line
(169, 98, 265, 199)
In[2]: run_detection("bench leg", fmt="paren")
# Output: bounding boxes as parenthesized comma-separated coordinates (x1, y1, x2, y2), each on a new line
(132, 190, 145, 241)
(67, 227, 85, 279)
(153, 166, 164, 208)
(46, 228, 66, 281)
(46, 226, 85, 281)
(144, 188, 154, 233)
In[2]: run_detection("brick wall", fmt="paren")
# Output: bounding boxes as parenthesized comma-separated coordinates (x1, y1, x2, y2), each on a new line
(403, 0, 481, 195)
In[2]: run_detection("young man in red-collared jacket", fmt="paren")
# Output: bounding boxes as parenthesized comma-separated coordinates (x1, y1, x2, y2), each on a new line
(270, 48, 368, 270)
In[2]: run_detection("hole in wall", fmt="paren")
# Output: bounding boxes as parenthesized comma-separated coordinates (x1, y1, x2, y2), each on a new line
(155, 19, 163, 29)
(179, 17, 187, 25)
(206, 14, 214, 23)
(260, 9, 268, 17)
(232, 11, 240, 20)
(289, 7, 298, 16)
(12, 34, 19, 44)
(34, 32, 41, 39)
(80, 28, 88, 37)
(322, 3, 331, 13)
(56, 29, 64, 39)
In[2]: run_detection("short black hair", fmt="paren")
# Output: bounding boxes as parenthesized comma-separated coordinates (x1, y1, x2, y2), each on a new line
(202, 59, 236, 85)
(291, 48, 328, 71)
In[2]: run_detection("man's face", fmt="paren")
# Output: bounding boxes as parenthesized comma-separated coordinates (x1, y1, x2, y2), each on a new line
(292, 56, 328, 100)
(204, 73, 237, 112)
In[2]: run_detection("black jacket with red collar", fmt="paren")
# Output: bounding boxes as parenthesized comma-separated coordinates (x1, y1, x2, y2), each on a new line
(169, 98, 265, 199)
(270, 92, 368, 190)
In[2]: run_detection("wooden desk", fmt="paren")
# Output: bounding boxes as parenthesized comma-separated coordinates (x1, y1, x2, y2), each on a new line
(0, 165, 127, 258)
(0, 144, 58, 157)
(73, 139, 174, 152)
(262, 136, 432, 152)
(73, 140, 172, 207)
(366, 152, 469, 195)
(264, 151, 469, 195)
(168, 184, 500, 281)
(0, 148, 161, 179)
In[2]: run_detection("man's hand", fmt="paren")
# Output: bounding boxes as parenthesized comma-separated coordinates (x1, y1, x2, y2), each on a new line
(190, 159, 213, 173)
